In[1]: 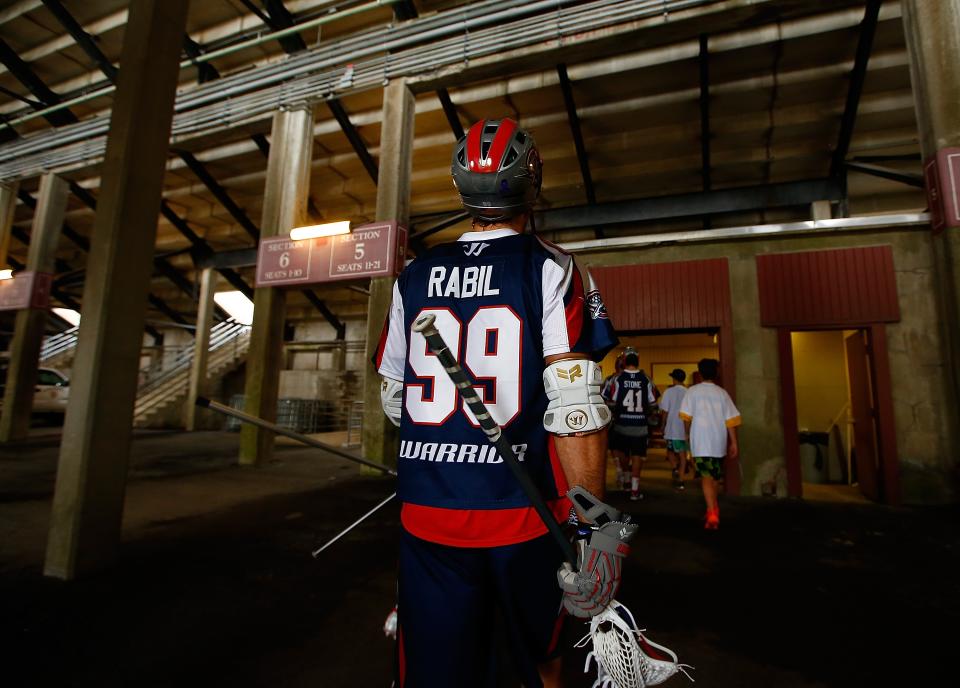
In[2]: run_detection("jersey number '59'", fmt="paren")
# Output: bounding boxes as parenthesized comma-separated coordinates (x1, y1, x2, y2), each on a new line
(407, 306, 522, 427)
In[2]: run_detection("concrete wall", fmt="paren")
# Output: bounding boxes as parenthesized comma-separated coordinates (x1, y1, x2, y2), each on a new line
(580, 225, 956, 504)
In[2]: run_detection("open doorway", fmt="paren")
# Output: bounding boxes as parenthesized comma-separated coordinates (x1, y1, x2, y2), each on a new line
(599, 331, 720, 494)
(788, 329, 881, 504)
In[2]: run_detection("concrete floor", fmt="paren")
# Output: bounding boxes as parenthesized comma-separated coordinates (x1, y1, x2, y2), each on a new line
(0, 431, 956, 687)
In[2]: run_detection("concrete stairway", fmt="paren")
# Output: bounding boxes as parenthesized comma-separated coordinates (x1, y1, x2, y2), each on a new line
(133, 321, 250, 428)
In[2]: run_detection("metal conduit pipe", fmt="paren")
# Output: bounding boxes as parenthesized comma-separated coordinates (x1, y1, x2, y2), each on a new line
(3, 45, 910, 184)
(175, 0, 566, 112)
(173, 0, 704, 128)
(556, 214, 930, 254)
(0, 0, 883, 179)
(0, 0, 518, 128)
(1, 0, 405, 129)
(3, 0, 881, 148)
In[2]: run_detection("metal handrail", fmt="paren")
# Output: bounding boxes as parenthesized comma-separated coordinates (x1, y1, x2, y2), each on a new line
(137, 320, 250, 397)
(39, 326, 79, 362)
(133, 327, 251, 420)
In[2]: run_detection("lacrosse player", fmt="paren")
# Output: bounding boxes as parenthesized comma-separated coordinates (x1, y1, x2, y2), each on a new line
(604, 351, 656, 501)
(374, 118, 636, 687)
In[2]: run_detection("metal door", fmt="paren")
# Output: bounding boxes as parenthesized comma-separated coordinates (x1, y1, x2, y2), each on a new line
(845, 331, 879, 501)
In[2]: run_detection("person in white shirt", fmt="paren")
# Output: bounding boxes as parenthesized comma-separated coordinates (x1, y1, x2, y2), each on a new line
(678, 359, 741, 530)
(658, 368, 689, 491)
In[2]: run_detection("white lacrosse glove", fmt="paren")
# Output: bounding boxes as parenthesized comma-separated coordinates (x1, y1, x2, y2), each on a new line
(380, 377, 403, 427)
(557, 486, 638, 618)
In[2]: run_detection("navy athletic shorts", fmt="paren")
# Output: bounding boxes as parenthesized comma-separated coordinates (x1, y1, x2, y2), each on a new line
(396, 528, 566, 688)
(610, 428, 648, 457)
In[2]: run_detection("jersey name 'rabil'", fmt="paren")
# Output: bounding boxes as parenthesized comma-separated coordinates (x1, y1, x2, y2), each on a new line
(427, 264, 500, 298)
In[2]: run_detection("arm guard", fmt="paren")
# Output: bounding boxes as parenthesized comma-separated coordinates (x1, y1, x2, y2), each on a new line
(543, 358, 612, 436)
(380, 377, 403, 427)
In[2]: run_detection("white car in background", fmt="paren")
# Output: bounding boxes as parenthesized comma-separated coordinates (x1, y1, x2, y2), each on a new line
(0, 363, 70, 415)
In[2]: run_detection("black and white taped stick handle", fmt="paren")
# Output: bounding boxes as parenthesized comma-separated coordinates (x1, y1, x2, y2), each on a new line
(412, 313, 577, 567)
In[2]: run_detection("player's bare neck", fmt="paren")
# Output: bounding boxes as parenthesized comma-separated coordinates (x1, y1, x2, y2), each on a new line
(471, 213, 528, 234)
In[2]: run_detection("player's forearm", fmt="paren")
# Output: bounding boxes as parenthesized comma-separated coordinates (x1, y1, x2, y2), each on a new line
(554, 428, 608, 499)
(543, 352, 609, 499)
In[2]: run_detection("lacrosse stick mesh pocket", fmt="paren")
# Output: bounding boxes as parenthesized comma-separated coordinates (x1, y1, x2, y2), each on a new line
(576, 601, 694, 688)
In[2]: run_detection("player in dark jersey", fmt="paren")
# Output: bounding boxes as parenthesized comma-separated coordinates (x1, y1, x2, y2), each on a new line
(374, 119, 631, 687)
(605, 352, 656, 501)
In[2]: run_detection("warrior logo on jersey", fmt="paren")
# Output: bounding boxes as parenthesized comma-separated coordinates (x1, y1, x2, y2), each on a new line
(463, 242, 490, 256)
(586, 290, 609, 320)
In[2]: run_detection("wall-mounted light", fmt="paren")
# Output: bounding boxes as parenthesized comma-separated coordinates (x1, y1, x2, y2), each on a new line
(289, 220, 351, 241)
(0, 269, 13, 280)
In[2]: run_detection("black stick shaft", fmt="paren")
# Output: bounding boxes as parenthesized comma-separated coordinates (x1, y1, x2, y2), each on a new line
(196, 397, 397, 477)
(413, 315, 576, 566)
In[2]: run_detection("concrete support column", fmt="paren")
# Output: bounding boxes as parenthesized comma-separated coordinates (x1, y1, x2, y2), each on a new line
(44, 0, 190, 580)
(185, 268, 217, 431)
(901, 0, 960, 463)
(728, 255, 784, 496)
(239, 106, 314, 466)
(0, 173, 69, 442)
(362, 79, 415, 467)
(0, 181, 19, 267)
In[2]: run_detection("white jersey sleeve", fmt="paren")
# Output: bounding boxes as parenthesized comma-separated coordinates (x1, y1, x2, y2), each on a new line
(541, 253, 575, 357)
(374, 281, 406, 382)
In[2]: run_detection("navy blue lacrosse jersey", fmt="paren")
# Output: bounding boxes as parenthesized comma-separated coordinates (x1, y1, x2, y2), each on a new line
(607, 370, 655, 429)
(375, 228, 617, 547)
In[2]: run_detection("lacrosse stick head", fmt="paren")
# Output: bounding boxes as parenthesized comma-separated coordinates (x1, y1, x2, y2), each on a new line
(579, 600, 693, 688)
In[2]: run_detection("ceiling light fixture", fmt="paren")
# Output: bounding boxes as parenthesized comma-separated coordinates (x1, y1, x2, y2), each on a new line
(290, 221, 351, 241)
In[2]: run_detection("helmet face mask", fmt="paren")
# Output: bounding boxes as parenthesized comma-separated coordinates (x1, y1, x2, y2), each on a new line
(452, 118, 542, 222)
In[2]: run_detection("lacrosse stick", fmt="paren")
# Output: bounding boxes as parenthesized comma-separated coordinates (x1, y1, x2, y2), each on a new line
(196, 397, 399, 557)
(196, 397, 396, 476)
(412, 314, 692, 688)
(576, 601, 694, 688)
(412, 313, 576, 566)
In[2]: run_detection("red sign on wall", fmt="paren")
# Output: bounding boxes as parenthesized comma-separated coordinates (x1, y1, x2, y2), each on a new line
(255, 221, 406, 288)
(0, 271, 53, 311)
(923, 147, 960, 234)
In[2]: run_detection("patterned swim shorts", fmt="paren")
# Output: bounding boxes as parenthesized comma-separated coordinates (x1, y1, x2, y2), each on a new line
(693, 456, 724, 480)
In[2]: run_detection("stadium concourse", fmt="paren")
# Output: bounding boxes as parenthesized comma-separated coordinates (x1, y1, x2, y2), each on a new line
(1, 0, 960, 686)
(1, 432, 957, 686)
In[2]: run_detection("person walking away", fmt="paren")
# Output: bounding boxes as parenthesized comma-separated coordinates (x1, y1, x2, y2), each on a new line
(375, 118, 627, 687)
(659, 368, 689, 490)
(678, 358, 740, 529)
(606, 351, 656, 501)
(602, 350, 627, 490)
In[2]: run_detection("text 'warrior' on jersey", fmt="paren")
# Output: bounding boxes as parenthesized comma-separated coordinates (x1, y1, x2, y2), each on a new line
(375, 230, 617, 511)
